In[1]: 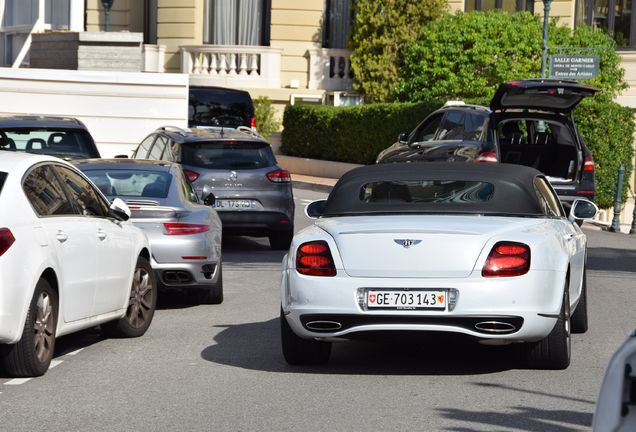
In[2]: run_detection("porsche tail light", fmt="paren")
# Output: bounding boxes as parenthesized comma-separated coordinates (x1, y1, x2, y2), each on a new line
(184, 169, 200, 182)
(267, 169, 291, 183)
(475, 152, 498, 163)
(164, 223, 209, 235)
(482, 241, 530, 277)
(296, 240, 336, 277)
(0, 228, 15, 256)
(583, 156, 595, 172)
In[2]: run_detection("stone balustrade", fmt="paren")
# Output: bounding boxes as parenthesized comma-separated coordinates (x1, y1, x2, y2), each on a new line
(307, 48, 354, 91)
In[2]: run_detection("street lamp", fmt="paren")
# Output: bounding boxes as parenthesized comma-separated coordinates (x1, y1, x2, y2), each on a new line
(540, 0, 552, 79)
(101, 0, 114, 32)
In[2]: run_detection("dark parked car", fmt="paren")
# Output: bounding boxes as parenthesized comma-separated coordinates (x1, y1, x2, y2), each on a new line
(188, 86, 256, 130)
(0, 115, 100, 160)
(376, 79, 598, 207)
(131, 126, 294, 250)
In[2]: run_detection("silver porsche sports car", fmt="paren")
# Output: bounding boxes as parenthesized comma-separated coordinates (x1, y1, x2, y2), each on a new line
(75, 159, 223, 304)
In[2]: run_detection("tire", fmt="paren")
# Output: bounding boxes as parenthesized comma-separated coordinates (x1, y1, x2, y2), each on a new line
(0, 278, 58, 377)
(102, 256, 157, 338)
(280, 309, 331, 365)
(269, 229, 293, 251)
(525, 287, 571, 370)
(196, 261, 224, 305)
(571, 268, 589, 334)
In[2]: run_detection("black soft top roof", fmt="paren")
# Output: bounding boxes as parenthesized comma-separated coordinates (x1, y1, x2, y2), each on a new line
(322, 162, 546, 216)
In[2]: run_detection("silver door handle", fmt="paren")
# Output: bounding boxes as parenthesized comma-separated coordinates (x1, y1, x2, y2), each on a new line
(97, 229, 107, 240)
(56, 230, 68, 242)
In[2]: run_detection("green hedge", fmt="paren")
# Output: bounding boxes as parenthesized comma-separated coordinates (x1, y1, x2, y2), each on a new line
(281, 100, 634, 209)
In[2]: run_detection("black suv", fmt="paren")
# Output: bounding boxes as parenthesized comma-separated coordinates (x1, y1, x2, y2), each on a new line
(376, 80, 598, 206)
(188, 86, 256, 130)
(132, 126, 294, 250)
(0, 115, 100, 160)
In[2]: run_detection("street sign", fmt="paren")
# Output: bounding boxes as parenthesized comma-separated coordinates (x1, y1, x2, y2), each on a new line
(549, 55, 599, 80)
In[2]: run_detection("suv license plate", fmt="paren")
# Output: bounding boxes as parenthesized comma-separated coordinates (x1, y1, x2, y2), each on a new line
(215, 199, 253, 209)
(366, 290, 446, 310)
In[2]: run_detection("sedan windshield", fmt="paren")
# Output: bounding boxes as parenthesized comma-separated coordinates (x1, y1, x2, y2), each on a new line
(82, 169, 173, 199)
(0, 128, 100, 159)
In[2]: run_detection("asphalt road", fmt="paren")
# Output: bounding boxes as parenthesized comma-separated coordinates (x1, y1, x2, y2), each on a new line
(1, 187, 635, 432)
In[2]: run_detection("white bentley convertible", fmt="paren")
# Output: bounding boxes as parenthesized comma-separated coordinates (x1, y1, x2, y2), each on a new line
(280, 163, 598, 369)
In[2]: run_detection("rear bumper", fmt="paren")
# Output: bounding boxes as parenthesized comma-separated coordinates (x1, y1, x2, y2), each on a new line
(218, 211, 293, 236)
(150, 257, 220, 289)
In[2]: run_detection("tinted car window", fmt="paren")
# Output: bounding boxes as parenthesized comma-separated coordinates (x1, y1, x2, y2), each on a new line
(413, 113, 443, 142)
(464, 112, 489, 141)
(55, 166, 109, 217)
(188, 87, 254, 128)
(83, 169, 172, 199)
(359, 180, 494, 204)
(23, 165, 75, 216)
(181, 141, 276, 170)
(438, 111, 465, 140)
(0, 129, 99, 159)
(0, 172, 6, 195)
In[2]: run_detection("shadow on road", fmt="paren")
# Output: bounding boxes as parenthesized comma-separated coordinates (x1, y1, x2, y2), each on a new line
(437, 406, 592, 432)
(200, 318, 521, 375)
(587, 246, 636, 273)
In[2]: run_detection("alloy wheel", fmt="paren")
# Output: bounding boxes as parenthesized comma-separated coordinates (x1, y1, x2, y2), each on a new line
(126, 267, 153, 329)
(34, 291, 54, 363)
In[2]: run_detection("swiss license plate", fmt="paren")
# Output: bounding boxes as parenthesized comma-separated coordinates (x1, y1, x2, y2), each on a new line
(214, 199, 253, 209)
(366, 290, 446, 310)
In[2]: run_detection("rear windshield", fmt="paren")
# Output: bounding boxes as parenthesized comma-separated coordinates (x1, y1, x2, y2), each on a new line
(359, 181, 494, 204)
(0, 172, 6, 195)
(0, 128, 100, 159)
(188, 87, 254, 128)
(181, 141, 275, 170)
(82, 169, 172, 199)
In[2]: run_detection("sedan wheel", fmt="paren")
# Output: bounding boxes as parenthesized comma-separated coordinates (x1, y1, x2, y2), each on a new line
(525, 285, 571, 370)
(102, 256, 157, 338)
(0, 279, 58, 377)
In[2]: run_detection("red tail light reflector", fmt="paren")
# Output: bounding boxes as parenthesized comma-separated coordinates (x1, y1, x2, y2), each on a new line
(250, 116, 257, 129)
(583, 156, 595, 172)
(475, 152, 498, 163)
(0, 228, 15, 256)
(482, 241, 530, 277)
(164, 223, 209, 235)
(182, 256, 207, 260)
(296, 240, 336, 277)
(184, 169, 200, 182)
(266, 169, 291, 183)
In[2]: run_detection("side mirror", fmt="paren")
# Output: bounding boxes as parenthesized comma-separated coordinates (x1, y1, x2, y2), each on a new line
(398, 132, 409, 145)
(305, 199, 327, 219)
(569, 199, 598, 222)
(108, 197, 131, 221)
(203, 193, 216, 207)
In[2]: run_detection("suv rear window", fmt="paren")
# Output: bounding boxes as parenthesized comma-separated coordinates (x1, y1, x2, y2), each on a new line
(0, 129, 100, 159)
(188, 87, 254, 128)
(0, 172, 6, 195)
(181, 141, 276, 170)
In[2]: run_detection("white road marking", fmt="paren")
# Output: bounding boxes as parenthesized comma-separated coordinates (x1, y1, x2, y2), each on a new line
(65, 348, 84, 356)
(3, 360, 64, 385)
(49, 360, 63, 369)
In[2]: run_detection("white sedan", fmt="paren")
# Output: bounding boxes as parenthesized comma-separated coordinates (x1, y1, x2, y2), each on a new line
(280, 162, 598, 370)
(0, 152, 156, 377)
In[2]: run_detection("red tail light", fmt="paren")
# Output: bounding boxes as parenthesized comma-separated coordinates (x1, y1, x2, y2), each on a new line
(163, 223, 209, 235)
(482, 241, 530, 277)
(0, 228, 15, 256)
(266, 169, 291, 183)
(184, 169, 200, 182)
(583, 156, 595, 172)
(475, 152, 498, 163)
(296, 240, 336, 277)
(250, 116, 257, 129)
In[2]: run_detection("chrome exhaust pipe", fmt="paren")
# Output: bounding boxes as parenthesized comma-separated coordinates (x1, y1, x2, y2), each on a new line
(474, 321, 517, 333)
(305, 321, 342, 331)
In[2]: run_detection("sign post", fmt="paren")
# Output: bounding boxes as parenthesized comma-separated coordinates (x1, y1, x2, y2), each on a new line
(548, 55, 600, 80)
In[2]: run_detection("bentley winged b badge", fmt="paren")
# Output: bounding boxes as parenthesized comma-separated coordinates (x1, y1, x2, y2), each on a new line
(394, 239, 422, 248)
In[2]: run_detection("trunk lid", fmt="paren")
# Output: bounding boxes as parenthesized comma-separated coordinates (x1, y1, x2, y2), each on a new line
(317, 215, 542, 278)
(490, 79, 598, 113)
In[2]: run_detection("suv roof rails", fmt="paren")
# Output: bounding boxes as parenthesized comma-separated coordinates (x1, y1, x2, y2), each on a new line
(158, 125, 189, 136)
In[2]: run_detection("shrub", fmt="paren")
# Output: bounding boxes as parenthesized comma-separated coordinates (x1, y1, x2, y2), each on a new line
(281, 101, 444, 164)
(349, 0, 447, 102)
(396, 11, 627, 102)
(574, 99, 634, 209)
(254, 96, 281, 141)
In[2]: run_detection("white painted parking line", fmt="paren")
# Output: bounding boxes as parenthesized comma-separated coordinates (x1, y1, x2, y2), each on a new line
(49, 359, 63, 368)
(65, 348, 84, 356)
(4, 378, 32, 386)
